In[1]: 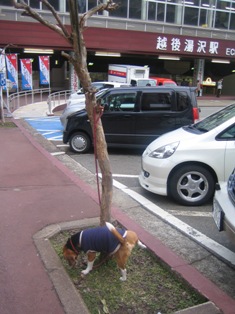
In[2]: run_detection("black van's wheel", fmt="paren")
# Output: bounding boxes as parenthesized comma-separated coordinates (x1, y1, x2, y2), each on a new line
(69, 132, 91, 153)
(168, 165, 215, 206)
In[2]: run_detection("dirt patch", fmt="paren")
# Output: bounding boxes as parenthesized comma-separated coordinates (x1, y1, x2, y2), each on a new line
(51, 224, 207, 314)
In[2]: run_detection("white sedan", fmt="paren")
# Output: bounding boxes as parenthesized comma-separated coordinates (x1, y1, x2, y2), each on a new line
(139, 103, 235, 206)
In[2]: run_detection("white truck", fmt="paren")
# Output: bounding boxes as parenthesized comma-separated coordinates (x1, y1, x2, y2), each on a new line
(108, 64, 155, 86)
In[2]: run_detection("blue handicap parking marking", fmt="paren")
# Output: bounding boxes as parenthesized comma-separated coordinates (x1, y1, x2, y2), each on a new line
(25, 117, 63, 141)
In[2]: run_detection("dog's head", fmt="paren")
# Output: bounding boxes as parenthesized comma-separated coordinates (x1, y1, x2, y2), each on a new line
(63, 233, 81, 267)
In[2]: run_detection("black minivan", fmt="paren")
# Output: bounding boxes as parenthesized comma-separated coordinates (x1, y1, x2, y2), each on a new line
(63, 86, 199, 153)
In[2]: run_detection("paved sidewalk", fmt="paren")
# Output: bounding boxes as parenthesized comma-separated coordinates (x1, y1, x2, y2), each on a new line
(1, 97, 235, 313)
(12, 101, 49, 118)
(0, 121, 101, 314)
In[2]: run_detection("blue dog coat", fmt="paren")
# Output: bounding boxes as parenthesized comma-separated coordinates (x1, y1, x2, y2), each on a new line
(79, 226, 126, 255)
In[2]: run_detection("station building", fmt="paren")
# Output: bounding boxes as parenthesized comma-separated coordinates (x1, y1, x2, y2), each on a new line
(0, 0, 235, 95)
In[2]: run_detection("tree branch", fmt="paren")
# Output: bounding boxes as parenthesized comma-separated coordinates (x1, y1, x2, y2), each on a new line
(40, 0, 70, 38)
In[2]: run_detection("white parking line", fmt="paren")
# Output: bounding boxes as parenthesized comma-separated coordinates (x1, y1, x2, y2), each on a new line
(37, 129, 62, 132)
(26, 117, 60, 121)
(48, 135, 63, 141)
(51, 152, 66, 156)
(56, 144, 69, 147)
(168, 210, 212, 217)
(109, 176, 235, 267)
(112, 174, 139, 178)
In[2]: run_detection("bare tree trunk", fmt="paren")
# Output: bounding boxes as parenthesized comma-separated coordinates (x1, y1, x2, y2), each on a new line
(86, 92, 113, 225)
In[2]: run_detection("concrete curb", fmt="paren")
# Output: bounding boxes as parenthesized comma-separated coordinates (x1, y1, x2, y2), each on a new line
(33, 218, 100, 314)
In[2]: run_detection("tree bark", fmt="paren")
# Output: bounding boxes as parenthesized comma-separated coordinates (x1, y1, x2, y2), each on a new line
(86, 92, 113, 225)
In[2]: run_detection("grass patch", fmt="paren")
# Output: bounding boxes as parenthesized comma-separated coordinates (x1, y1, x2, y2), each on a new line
(51, 225, 207, 314)
(0, 121, 17, 128)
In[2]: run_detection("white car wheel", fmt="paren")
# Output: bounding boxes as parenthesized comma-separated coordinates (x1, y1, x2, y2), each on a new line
(69, 132, 91, 153)
(169, 165, 215, 206)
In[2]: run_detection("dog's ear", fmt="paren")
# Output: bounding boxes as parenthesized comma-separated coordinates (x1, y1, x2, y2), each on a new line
(63, 245, 78, 267)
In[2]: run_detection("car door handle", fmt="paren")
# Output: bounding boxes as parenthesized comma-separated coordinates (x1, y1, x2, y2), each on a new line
(123, 115, 131, 118)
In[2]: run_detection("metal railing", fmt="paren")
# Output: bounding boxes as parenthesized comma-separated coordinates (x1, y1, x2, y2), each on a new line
(47, 90, 72, 115)
(9, 88, 50, 112)
(7, 88, 73, 115)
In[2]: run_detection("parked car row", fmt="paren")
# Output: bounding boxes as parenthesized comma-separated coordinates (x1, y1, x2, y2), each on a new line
(69, 81, 127, 99)
(62, 86, 199, 153)
(66, 81, 127, 108)
(150, 77, 177, 86)
(59, 89, 235, 241)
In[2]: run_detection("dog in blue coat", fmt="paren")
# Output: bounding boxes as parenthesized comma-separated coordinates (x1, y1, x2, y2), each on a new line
(63, 222, 146, 281)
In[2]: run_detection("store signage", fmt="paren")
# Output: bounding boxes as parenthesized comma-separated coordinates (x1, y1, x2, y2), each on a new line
(202, 77, 216, 86)
(156, 35, 235, 59)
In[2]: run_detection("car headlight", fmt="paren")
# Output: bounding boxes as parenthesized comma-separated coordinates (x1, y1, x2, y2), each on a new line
(149, 141, 179, 159)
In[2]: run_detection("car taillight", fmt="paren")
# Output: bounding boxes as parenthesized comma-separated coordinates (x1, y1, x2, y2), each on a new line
(193, 107, 199, 122)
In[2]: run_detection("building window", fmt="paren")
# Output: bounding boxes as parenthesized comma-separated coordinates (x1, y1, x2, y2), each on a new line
(77, 0, 86, 13)
(156, 2, 165, 22)
(214, 0, 231, 29)
(215, 10, 229, 29)
(30, 0, 41, 9)
(184, 6, 199, 26)
(147, 1, 157, 20)
(166, 4, 177, 24)
(87, 0, 98, 11)
(109, 0, 128, 18)
(129, 0, 141, 19)
(230, 8, 235, 30)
